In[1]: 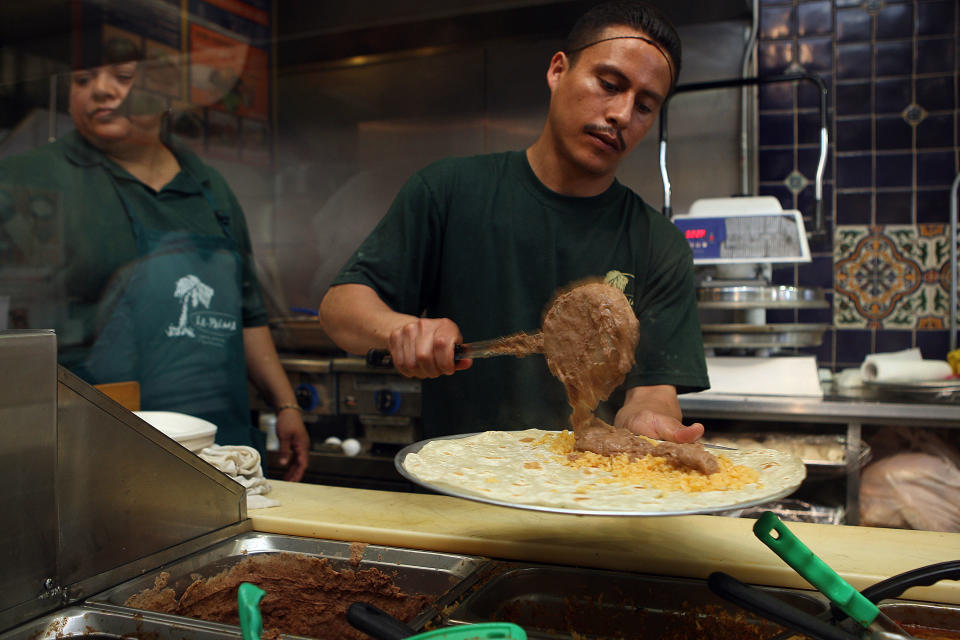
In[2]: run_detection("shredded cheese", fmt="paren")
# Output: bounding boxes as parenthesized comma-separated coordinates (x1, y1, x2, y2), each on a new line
(536, 431, 761, 493)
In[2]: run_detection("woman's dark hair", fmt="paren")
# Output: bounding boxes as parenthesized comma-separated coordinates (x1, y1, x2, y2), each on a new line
(101, 37, 143, 66)
(564, 1, 682, 86)
(73, 35, 143, 72)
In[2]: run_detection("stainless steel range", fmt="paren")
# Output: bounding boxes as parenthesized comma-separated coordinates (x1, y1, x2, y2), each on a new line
(262, 319, 422, 490)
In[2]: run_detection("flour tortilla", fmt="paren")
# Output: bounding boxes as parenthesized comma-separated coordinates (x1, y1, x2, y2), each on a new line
(399, 429, 806, 515)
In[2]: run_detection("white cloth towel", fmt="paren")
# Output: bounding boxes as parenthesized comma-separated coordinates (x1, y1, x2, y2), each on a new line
(199, 445, 280, 510)
(860, 348, 952, 383)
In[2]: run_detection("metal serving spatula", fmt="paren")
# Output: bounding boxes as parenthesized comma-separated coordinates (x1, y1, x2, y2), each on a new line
(753, 511, 916, 640)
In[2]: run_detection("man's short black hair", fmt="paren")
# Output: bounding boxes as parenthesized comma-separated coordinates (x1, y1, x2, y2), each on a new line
(564, 1, 682, 86)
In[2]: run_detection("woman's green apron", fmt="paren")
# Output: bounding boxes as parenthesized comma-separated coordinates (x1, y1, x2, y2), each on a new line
(85, 168, 262, 452)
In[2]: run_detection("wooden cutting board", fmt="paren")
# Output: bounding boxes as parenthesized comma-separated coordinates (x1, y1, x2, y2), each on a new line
(94, 381, 140, 411)
(250, 481, 960, 605)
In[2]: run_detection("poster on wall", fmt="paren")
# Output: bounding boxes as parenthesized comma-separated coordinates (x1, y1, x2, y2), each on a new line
(188, 24, 268, 119)
(188, 0, 273, 164)
(77, 0, 273, 165)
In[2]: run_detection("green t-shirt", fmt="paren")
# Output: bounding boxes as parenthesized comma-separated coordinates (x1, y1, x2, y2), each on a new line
(333, 150, 710, 438)
(0, 129, 267, 375)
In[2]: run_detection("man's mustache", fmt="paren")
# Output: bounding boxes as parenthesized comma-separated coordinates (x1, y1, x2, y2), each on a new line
(583, 123, 625, 151)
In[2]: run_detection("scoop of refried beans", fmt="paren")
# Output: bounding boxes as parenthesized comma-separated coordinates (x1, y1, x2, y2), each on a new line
(542, 281, 717, 475)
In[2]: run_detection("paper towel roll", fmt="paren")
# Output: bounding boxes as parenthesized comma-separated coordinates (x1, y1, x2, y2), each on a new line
(861, 358, 952, 382)
(863, 348, 921, 366)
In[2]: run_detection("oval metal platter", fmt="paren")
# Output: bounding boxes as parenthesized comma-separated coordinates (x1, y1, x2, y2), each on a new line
(395, 432, 806, 517)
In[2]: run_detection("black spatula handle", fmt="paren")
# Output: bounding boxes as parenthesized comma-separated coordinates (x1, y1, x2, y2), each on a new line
(708, 572, 858, 640)
(829, 560, 960, 621)
(346, 602, 415, 640)
(366, 345, 466, 368)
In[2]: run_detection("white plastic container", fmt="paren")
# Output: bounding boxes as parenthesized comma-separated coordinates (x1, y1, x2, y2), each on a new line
(134, 411, 217, 453)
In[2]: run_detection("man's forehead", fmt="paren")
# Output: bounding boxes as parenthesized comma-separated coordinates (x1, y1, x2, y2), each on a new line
(573, 26, 674, 84)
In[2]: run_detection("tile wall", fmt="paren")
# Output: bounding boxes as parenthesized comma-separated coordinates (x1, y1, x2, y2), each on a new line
(756, 0, 959, 370)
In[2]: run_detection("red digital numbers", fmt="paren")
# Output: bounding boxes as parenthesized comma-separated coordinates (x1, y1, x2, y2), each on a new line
(684, 228, 707, 240)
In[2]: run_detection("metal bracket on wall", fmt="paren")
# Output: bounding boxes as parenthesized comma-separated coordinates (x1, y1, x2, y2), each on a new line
(659, 73, 829, 240)
(950, 172, 959, 352)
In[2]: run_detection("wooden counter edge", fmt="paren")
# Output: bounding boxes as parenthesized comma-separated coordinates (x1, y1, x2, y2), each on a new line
(250, 481, 960, 606)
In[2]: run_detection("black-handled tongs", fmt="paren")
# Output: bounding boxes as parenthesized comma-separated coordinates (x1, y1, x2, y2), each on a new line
(366, 333, 543, 368)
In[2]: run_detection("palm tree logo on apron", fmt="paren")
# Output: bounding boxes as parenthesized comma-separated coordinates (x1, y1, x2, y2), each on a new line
(167, 274, 214, 338)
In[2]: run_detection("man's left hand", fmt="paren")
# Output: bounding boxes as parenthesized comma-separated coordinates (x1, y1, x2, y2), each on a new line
(615, 407, 704, 443)
(615, 384, 704, 443)
(276, 410, 311, 482)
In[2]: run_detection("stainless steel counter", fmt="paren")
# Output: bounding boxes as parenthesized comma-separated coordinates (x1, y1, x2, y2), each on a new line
(679, 387, 960, 526)
(679, 389, 960, 427)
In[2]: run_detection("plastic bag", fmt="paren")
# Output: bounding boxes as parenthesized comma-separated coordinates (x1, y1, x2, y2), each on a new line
(859, 452, 960, 532)
(867, 426, 960, 467)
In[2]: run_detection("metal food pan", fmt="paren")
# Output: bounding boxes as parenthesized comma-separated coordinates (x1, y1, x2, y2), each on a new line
(446, 564, 829, 640)
(701, 433, 871, 475)
(87, 531, 488, 633)
(0, 605, 245, 640)
(880, 602, 960, 637)
(697, 285, 829, 309)
(701, 323, 830, 348)
(864, 379, 960, 404)
(269, 318, 339, 353)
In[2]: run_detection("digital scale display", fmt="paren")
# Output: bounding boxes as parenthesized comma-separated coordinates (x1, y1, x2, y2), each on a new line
(673, 212, 809, 264)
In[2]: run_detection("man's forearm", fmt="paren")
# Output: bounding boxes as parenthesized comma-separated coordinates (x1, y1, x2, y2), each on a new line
(318, 283, 417, 355)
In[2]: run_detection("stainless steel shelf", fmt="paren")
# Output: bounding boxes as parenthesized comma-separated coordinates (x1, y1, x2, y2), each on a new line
(679, 392, 960, 428)
(697, 285, 829, 309)
(701, 323, 830, 348)
(679, 390, 960, 525)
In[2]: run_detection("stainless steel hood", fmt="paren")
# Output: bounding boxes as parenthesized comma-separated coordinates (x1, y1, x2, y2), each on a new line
(0, 330, 250, 633)
(278, 0, 752, 68)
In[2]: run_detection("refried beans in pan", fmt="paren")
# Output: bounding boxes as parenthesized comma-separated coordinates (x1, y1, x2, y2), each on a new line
(542, 281, 718, 475)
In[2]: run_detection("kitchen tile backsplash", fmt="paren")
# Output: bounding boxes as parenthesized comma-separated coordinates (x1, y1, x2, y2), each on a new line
(834, 224, 957, 328)
(758, 0, 959, 370)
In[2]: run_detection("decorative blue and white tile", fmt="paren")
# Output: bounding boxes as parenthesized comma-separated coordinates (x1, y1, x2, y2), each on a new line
(834, 224, 958, 329)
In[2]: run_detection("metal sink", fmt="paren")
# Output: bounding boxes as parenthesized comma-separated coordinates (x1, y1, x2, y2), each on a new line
(446, 565, 830, 640)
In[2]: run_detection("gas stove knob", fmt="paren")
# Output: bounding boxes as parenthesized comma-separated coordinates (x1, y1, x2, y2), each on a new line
(374, 389, 401, 415)
(294, 383, 321, 412)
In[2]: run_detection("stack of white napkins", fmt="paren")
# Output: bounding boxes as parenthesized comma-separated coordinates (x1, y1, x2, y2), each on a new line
(198, 445, 280, 510)
(860, 347, 953, 383)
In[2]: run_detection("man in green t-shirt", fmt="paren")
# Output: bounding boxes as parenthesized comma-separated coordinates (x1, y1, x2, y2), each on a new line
(320, 1, 710, 441)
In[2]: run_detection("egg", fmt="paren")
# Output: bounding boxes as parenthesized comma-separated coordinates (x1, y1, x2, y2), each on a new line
(341, 438, 362, 456)
(324, 436, 342, 446)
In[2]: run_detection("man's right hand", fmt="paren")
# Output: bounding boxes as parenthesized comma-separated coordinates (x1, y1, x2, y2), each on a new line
(388, 317, 473, 378)
(319, 284, 473, 379)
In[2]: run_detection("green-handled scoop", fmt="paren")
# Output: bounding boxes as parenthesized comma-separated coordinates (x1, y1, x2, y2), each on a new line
(753, 511, 915, 640)
(408, 623, 526, 640)
(238, 582, 266, 640)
